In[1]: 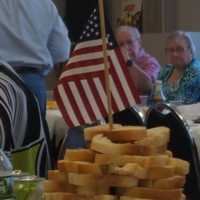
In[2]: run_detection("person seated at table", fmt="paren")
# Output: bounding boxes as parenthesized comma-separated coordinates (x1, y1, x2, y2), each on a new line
(158, 30, 200, 104)
(115, 25, 160, 95)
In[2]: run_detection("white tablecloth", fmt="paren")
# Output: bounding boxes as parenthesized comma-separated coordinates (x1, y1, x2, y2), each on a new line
(189, 123, 200, 159)
(177, 103, 200, 121)
(174, 103, 200, 158)
(46, 109, 68, 151)
(45, 105, 200, 161)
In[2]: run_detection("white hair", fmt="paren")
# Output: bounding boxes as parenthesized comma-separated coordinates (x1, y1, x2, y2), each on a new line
(115, 25, 141, 40)
(166, 31, 196, 58)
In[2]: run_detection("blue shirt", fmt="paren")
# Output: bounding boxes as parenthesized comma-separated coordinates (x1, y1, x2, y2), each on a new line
(0, 0, 71, 75)
(158, 59, 200, 104)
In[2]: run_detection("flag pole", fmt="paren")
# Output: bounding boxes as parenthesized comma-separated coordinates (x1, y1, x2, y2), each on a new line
(98, 0, 113, 130)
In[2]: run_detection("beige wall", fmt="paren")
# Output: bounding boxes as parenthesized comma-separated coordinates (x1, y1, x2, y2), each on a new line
(177, 0, 200, 31)
(142, 0, 200, 66)
(142, 33, 167, 66)
(109, 0, 200, 32)
(52, 0, 200, 35)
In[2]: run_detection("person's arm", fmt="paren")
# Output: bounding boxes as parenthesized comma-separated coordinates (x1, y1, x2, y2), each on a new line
(127, 56, 161, 95)
(128, 61, 153, 95)
(129, 63, 153, 94)
(120, 46, 160, 95)
(47, 3, 71, 65)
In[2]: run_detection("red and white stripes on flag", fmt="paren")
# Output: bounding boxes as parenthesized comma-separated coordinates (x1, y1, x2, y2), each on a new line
(54, 38, 140, 128)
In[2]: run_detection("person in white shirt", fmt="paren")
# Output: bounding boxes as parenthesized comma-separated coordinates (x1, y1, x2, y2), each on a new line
(0, 0, 71, 118)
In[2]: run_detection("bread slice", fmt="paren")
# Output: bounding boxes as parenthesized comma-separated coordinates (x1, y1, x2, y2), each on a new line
(108, 126, 147, 142)
(84, 124, 122, 141)
(47, 170, 75, 192)
(95, 154, 146, 166)
(164, 150, 173, 157)
(68, 173, 138, 187)
(86, 126, 147, 142)
(120, 196, 185, 200)
(135, 127, 170, 147)
(93, 195, 117, 200)
(91, 134, 166, 155)
(68, 173, 102, 186)
(43, 192, 87, 200)
(168, 158, 190, 175)
(48, 170, 67, 182)
(125, 187, 183, 200)
(64, 149, 95, 162)
(120, 197, 153, 200)
(57, 160, 105, 174)
(95, 154, 169, 167)
(152, 175, 186, 189)
(58, 160, 79, 173)
(147, 165, 175, 180)
(43, 180, 67, 192)
(144, 155, 170, 167)
(109, 163, 176, 180)
(102, 174, 138, 187)
(90, 134, 138, 155)
(110, 163, 147, 179)
(76, 185, 110, 195)
(138, 180, 153, 188)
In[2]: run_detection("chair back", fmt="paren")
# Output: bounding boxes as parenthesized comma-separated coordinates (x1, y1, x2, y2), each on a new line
(111, 106, 145, 126)
(60, 106, 145, 159)
(145, 103, 200, 200)
(0, 64, 52, 176)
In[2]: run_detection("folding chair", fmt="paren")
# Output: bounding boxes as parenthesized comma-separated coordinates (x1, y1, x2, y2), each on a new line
(145, 103, 200, 200)
(111, 106, 145, 126)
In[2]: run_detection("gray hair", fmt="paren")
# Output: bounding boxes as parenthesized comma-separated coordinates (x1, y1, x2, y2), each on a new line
(115, 25, 141, 40)
(166, 30, 196, 58)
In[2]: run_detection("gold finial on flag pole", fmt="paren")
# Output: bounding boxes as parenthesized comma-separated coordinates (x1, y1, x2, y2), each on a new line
(98, 0, 113, 130)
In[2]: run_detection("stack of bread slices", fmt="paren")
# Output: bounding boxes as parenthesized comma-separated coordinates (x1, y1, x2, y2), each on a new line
(43, 124, 189, 200)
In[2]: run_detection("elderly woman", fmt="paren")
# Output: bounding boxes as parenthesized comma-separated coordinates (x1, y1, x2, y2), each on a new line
(159, 31, 200, 104)
(115, 26, 160, 95)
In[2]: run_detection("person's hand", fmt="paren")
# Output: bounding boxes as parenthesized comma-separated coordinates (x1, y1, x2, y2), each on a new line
(120, 46, 134, 67)
(120, 46, 130, 62)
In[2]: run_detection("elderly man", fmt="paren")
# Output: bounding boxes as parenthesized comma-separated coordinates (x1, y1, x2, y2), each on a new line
(115, 26, 160, 95)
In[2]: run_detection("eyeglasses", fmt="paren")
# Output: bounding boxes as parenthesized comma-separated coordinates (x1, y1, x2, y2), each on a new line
(165, 46, 189, 54)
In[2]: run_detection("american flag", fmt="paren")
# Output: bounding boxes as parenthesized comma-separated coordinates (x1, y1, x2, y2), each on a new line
(54, 8, 140, 128)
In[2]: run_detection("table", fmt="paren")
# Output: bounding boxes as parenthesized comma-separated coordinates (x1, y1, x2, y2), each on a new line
(46, 109, 67, 139)
(177, 103, 200, 121)
(188, 122, 200, 159)
(175, 103, 200, 161)
(46, 109, 68, 157)
(46, 103, 200, 162)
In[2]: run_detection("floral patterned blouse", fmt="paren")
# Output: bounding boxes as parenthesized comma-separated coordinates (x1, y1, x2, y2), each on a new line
(158, 59, 200, 104)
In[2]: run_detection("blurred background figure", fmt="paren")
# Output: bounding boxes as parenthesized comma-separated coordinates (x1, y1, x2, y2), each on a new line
(0, 61, 52, 177)
(0, 0, 71, 118)
(159, 30, 200, 104)
(115, 25, 160, 95)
